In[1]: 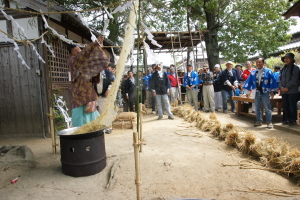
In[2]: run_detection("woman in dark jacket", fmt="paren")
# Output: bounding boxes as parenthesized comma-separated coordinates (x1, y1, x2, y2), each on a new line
(279, 53, 300, 126)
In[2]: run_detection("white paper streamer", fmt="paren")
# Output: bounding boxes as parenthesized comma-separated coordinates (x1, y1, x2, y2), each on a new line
(1, 9, 28, 39)
(41, 36, 55, 57)
(102, 18, 110, 36)
(41, 10, 80, 46)
(76, 12, 99, 44)
(54, 95, 72, 128)
(141, 21, 162, 48)
(111, 47, 119, 64)
(111, 1, 132, 14)
(104, 7, 113, 19)
(0, 33, 30, 69)
(143, 41, 160, 64)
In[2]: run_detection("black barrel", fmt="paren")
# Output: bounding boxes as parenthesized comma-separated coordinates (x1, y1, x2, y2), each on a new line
(59, 129, 106, 177)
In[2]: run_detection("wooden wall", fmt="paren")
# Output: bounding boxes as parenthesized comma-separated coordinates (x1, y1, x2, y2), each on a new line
(0, 43, 49, 137)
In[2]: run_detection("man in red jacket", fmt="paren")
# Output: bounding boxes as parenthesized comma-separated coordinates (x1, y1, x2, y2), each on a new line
(167, 66, 182, 104)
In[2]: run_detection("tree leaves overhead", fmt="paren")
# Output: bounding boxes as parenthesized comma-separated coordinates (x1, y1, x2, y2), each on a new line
(56, 0, 297, 62)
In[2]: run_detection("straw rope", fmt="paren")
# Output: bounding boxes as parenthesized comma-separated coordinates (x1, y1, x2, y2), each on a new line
(222, 159, 300, 174)
(0, 29, 48, 44)
(231, 187, 300, 197)
(0, 0, 131, 15)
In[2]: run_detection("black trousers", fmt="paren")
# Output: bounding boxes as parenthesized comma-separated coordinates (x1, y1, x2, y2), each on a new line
(282, 93, 298, 122)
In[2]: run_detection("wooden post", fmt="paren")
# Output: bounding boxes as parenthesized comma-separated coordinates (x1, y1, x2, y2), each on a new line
(139, 103, 143, 152)
(133, 132, 141, 200)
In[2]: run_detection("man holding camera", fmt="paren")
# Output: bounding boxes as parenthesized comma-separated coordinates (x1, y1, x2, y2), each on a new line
(201, 65, 215, 112)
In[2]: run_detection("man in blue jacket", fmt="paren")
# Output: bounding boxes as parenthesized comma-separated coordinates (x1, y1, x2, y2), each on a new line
(219, 61, 238, 113)
(183, 64, 200, 111)
(244, 57, 278, 129)
(150, 64, 174, 120)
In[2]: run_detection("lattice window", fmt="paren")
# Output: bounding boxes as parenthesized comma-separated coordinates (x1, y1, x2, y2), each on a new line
(48, 41, 70, 82)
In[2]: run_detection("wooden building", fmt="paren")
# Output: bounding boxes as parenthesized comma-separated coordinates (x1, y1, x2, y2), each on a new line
(0, 0, 118, 137)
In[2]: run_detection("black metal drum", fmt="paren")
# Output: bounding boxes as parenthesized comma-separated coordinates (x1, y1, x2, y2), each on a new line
(58, 127, 106, 177)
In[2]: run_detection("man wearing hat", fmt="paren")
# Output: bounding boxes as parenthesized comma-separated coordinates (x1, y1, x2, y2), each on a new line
(219, 61, 238, 113)
(150, 64, 174, 120)
(68, 36, 110, 127)
(167, 66, 181, 104)
(201, 65, 215, 112)
(243, 57, 277, 129)
(213, 64, 223, 112)
(278, 53, 300, 126)
(183, 64, 200, 111)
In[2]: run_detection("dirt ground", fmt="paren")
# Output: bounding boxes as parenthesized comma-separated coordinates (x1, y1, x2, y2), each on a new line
(1, 109, 300, 200)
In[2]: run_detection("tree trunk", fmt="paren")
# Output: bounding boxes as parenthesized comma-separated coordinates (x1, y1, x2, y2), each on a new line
(204, 6, 220, 71)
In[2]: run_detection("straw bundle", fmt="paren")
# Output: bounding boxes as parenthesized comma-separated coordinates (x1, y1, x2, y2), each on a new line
(284, 158, 300, 177)
(209, 112, 217, 120)
(172, 104, 300, 183)
(237, 131, 257, 154)
(225, 130, 240, 146)
(263, 137, 290, 159)
(210, 123, 222, 137)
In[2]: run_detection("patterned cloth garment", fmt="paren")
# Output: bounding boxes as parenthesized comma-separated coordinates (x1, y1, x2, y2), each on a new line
(68, 41, 110, 109)
(243, 68, 278, 93)
(183, 71, 199, 90)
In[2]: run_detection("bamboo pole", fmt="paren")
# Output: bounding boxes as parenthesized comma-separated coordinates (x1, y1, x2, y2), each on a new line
(139, 103, 143, 152)
(49, 107, 57, 154)
(133, 132, 141, 200)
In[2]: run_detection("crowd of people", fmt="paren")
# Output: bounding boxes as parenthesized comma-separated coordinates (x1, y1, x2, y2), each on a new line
(120, 53, 300, 128)
(67, 37, 300, 129)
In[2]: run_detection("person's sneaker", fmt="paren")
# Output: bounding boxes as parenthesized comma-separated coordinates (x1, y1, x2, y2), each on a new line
(205, 110, 209, 113)
(223, 110, 228, 114)
(217, 108, 222, 112)
(157, 116, 163, 120)
(282, 121, 289, 125)
(152, 110, 156, 114)
(231, 109, 236, 113)
(254, 121, 262, 127)
(168, 115, 174, 120)
(267, 123, 273, 129)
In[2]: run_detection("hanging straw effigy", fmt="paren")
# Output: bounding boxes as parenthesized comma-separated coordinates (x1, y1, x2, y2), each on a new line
(73, 0, 138, 135)
(173, 104, 300, 186)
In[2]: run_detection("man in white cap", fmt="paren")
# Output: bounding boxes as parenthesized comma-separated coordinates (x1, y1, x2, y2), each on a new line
(219, 61, 238, 113)
(183, 64, 200, 111)
(150, 64, 174, 120)
(213, 64, 223, 112)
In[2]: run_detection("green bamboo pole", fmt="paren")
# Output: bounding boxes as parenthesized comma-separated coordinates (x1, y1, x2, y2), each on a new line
(136, 0, 142, 141)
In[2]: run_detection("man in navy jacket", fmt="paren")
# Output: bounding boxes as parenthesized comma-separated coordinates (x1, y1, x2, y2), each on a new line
(150, 64, 174, 120)
(219, 61, 238, 113)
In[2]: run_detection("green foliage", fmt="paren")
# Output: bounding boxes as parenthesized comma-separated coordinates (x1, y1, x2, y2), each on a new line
(219, 0, 296, 63)
(266, 50, 300, 70)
